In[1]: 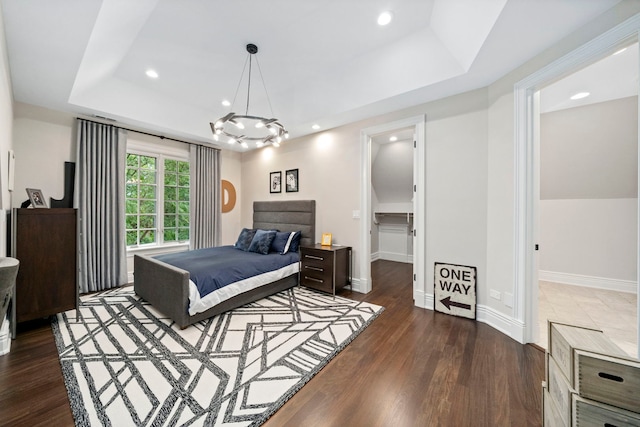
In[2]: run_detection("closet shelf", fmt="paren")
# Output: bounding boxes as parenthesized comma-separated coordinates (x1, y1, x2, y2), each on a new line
(373, 211, 413, 225)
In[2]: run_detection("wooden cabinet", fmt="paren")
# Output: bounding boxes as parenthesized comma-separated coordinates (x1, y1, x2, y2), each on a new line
(300, 244, 351, 295)
(12, 208, 77, 324)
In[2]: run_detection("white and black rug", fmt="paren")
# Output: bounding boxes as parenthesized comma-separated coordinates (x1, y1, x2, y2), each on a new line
(52, 286, 383, 426)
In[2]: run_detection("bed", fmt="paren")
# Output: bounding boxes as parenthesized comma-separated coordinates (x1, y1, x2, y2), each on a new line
(133, 200, 316, 328)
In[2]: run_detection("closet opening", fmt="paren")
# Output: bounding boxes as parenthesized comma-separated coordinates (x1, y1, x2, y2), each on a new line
(359, 115, 426, 308)
(370, 127, 415, 267)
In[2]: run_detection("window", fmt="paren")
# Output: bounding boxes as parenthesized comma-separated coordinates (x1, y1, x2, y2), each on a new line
(126, 152, 189, 247)
(163, 159, 190, 243)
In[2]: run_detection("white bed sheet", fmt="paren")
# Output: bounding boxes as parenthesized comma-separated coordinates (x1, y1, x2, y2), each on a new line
(187, 262, 300, 315)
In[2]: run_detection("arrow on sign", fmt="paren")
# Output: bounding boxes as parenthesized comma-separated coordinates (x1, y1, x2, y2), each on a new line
(440, 296, 471, 311)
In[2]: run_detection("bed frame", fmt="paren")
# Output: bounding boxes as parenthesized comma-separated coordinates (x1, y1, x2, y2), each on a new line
(134, 200, 316, 328)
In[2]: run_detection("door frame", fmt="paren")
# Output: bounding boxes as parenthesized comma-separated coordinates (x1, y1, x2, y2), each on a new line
(514, 16, 640, 348)
(359, 115, 427, 306)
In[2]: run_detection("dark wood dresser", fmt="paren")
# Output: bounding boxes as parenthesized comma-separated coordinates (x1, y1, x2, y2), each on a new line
(300, 244, 351, 295)
(12, 208, 77, 325)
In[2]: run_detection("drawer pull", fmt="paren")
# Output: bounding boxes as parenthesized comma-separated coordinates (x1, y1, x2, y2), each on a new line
(598, 372, 624, 383)
(304, 276, 324, 283)
(304, 255, 324, 261)
(305, 266, 324, 272)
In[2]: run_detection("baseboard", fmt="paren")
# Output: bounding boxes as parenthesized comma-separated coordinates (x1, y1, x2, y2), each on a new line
(476, 305, 525, 343)
(370, 252, 380, 262)
(414, 291, 525, 343)
(350, 277, 366, 293)
(413, 289, 433, 310)
(539, 270, 637, 294)
(377, 252, 413, 263)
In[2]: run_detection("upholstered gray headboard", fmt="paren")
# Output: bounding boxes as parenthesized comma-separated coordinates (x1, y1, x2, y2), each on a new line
(253, 200, 316, 247)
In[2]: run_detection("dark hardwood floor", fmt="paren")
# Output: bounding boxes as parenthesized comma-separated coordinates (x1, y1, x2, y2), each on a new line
(0, 260, 544, 426)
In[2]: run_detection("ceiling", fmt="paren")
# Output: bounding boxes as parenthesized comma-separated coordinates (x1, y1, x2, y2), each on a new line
(0, 0, 625, 151)
(541, 42, 638, 113)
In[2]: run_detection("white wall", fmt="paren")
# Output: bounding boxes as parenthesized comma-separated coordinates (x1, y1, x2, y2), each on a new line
(240, 87, 490, 304)
(484, 2, 640, 327)
(538, 97, 638, 291)
(540, 199, 637, 290)
(0, 4, 13, 255)
(240, 128, 361, 253)
(12, 104, 76, 208)
(540, 97, 637, 200)
(220, 149, 242, 245)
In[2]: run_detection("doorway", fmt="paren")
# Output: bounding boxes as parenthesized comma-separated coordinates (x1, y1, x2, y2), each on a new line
(514, 15, 640, 356)
(370, 127, 415, 266)
(535, 45, 639, 355)
(359, 115, 427, 308)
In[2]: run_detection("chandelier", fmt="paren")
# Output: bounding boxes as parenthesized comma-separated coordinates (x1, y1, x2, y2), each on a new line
(210, 43, 288, 149)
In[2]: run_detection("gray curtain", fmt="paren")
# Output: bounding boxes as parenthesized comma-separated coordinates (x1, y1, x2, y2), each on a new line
(75, 119, 128, 293)
(189, 144, 221, 249)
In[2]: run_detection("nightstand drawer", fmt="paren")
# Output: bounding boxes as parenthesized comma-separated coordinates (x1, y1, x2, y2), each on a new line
(301, 249, 333, 269)
(301, 273, 332, 293)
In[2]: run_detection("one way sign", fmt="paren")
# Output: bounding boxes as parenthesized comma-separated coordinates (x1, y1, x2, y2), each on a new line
(434, 263, 476, 320)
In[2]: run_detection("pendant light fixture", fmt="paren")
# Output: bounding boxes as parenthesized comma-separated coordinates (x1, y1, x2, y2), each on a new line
(210, 43, 288, 149)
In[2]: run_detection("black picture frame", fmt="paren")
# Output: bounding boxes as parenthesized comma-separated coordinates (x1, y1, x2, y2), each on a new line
(26, 188, 47, 208)
(270, 171, 282, 193)
(285, 169, 299, 193)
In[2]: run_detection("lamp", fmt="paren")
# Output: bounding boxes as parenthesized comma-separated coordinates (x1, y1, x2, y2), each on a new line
(211, 43, 288, 148)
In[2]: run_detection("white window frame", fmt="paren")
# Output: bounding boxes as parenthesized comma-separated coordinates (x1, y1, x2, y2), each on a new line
(126, 139, 190, 253)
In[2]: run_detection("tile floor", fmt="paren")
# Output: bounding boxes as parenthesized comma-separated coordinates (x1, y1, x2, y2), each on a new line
(537, 280, 638, 358)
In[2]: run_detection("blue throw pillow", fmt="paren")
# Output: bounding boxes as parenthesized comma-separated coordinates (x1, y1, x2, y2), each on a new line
(282, 231, 302, 254)
(234, 228, 256, 251)
(248, 229, 277, 255)
(271, 231, 291, 254)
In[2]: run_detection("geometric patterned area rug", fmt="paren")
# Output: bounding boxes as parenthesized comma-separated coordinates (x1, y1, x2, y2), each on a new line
(52, 286, 383, 426)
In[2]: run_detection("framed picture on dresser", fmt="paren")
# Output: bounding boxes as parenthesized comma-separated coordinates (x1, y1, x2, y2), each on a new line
(26, 188, 47, 208)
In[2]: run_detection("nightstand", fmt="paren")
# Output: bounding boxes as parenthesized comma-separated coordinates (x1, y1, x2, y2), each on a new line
(299, 244, 351, 295)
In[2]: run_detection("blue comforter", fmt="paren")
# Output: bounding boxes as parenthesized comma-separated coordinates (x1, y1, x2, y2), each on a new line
(154, 245, 299, 298)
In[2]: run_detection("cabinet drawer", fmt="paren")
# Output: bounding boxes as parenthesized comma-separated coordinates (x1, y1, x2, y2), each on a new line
(300, 273, 332, 293)
(573, 394, 640, 427)
(574, 350, 640, 414)
(301, 249, 333, 270)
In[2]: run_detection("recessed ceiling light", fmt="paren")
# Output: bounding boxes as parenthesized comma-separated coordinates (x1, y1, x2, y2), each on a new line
(221, 99, 231, 107)
(570, 92, 590, 100)
(377, 11, 393, 26)
(146, 69, 158, 79)
(312, 124, 320, 130)
(613, 47, 627, 55)
(389, 135, 398, 142)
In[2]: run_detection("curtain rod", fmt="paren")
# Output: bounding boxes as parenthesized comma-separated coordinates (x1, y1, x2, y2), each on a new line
(77, 116, 221, 151)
